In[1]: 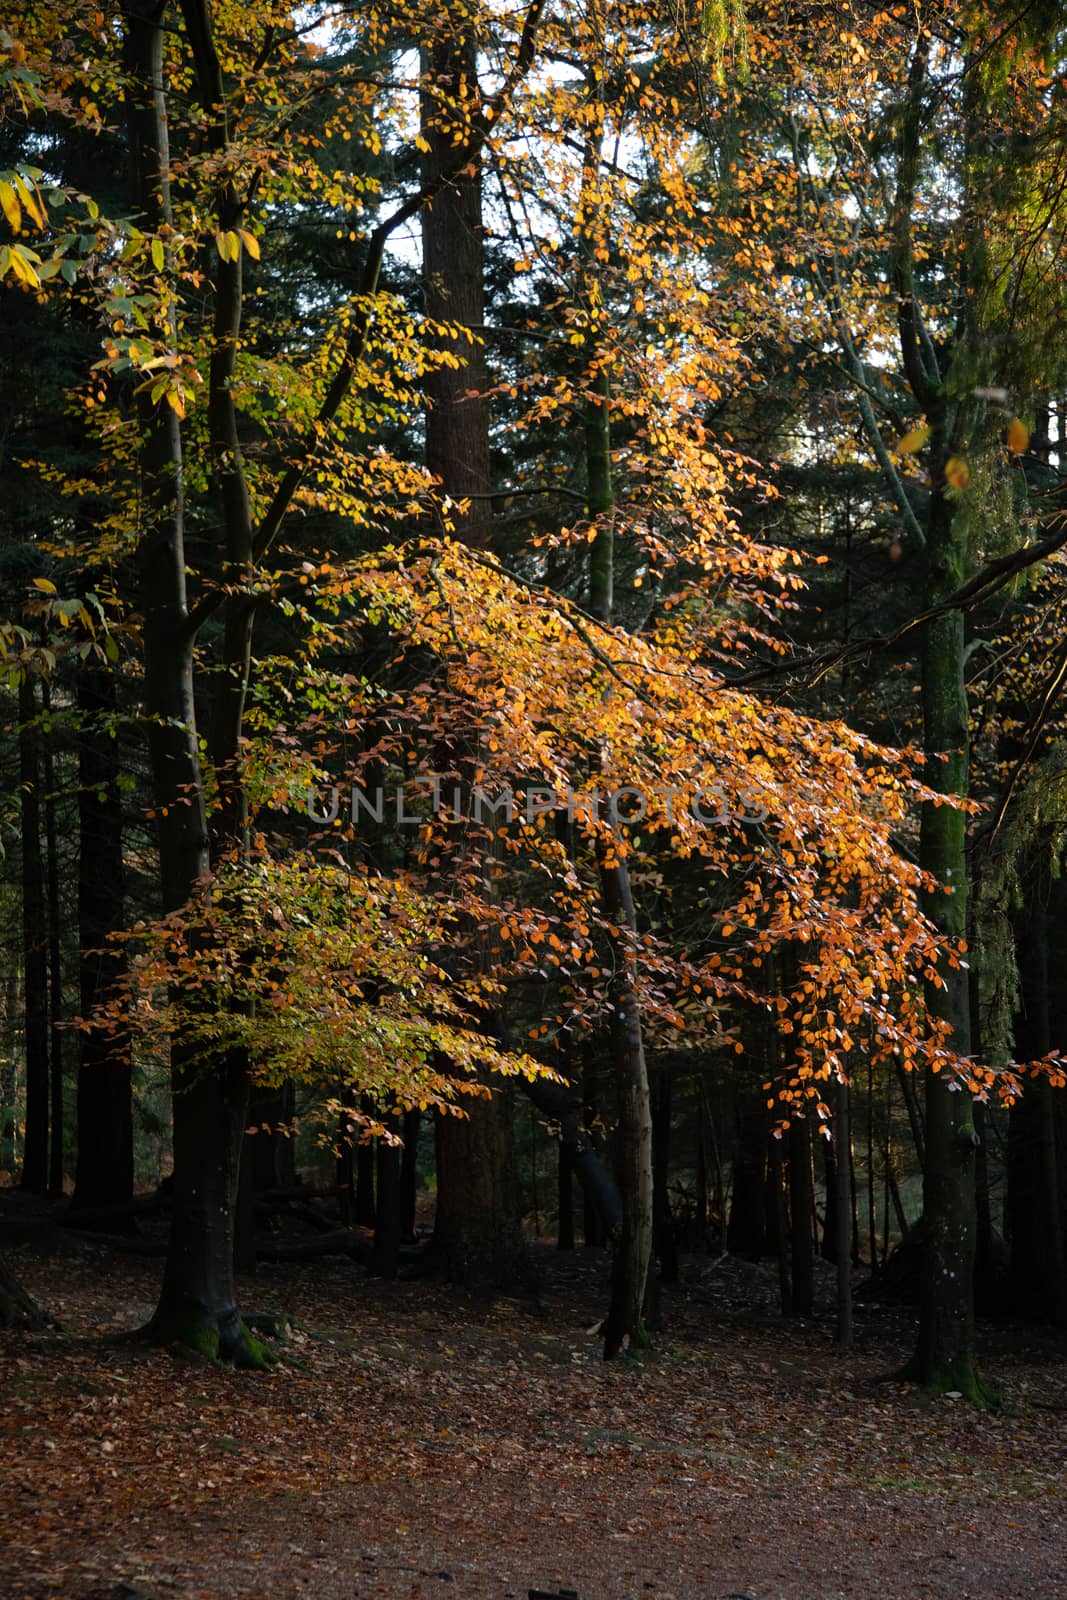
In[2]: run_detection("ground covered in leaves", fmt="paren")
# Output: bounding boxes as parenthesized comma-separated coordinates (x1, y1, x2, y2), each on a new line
(2, 1242, 1066, 1600)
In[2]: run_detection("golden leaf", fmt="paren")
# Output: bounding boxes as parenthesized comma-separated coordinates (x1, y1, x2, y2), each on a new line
(944, 457, 970, 491)
(896, 424, 930, 454)
(1006, 418, 1029, 454)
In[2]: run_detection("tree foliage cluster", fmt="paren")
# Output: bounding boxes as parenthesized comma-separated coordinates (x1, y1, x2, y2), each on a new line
(1, 0, 1066, 1388)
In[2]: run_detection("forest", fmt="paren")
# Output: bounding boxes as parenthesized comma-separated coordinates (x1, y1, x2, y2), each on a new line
(1, 1, 1066, 1596)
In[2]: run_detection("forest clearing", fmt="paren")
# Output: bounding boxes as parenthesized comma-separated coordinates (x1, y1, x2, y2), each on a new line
(3, 1239, 1067, 1600)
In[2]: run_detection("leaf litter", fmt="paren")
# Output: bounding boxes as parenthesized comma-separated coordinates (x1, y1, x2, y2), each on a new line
(2, 1246, 1065, 1600)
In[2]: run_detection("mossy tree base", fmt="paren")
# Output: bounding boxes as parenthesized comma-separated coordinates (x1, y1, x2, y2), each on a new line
(137, 1308, 276, 1368)
(895, 1352, 1000, 1409)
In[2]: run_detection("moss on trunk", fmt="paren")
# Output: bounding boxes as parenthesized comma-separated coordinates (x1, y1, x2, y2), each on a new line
(138, 1307, 275, 1368)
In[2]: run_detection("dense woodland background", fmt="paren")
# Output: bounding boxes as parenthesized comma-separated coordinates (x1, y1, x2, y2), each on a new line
(2, 0, 1067, 1414)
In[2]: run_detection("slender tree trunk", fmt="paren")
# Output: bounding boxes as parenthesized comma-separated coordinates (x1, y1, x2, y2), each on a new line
(400, 1107, 421, 1239)
(372, 1112, 402, 1278)
(728, 1088, 769, 1258)
(18, 673, 49, 1196)
(835, 1075, 853, 1345)
(770, 1133, 791, 1317)
(1, 966, 18, 1171)
(579, 98, 654, 1352)
(355, 1098, 377, 1227)
(1006, 882, 1067, 1322)
(70, 648, 133, 1217)
(822, 1134, 838, 1263)
(42, 683, 64, 1199)
(247, 1082, 296, 1192)
(582, 1048, 607, 1247)
(558, 1142, 576, 1251)
(652, 1066, 678, 1285)
(789, 1111, 814, 1316)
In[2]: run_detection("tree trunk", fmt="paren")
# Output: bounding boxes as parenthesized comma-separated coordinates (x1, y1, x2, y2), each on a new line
(432, 1091, 527, 1288)
(70, 649, 133, 1218)
(42, 682, 65, 1199)
(582, 1048, 607, 1247)
(372, 1113, 402, 1279)
(727, 1088, 768, 1258)
(1006, 881, 1067, 1322)
(789, 1110, 814, 1316)
(420, 15, 527, 1288)
(355, 1098, 377, 1228)
(652, 1065, 678, 1285)
(834, 1075, 853, 1345)
(907, 436, 984, 1398)
(558, 1142, 575, 1250)
(400, 1107, 421, 1239)
(18, 673, 49, 1196)
(123, 1, 260, 1364)
(0, 1255, 45, 1331)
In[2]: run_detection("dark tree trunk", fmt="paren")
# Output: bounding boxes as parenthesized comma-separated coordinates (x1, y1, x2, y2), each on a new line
(0, 1255, 45, 1331)
(822, 1132, 838, 1263)
(42, 682, 65, 1199)
(652, 1065, 678, 1285)
(592, 529, 653, 1352)
(18, 673, 49, 1196)
(355, 1098, 377, 1228)
(248, 1081, 296, 1192)
(70, 651, 133, 1218)
(728, 1089, 768, 1258)
(834, 1075, 853, 1345)
(789, 1111, 814, 1316)
(372, 1113, 402, 1278)
(1006, 883, 1067, 1322)
(908, 436, 983, 1398)
(582, 1048, 607, 1247)
(769, 1133, 791, 1317)
(432, 1092, 527, 1288)
(420, 18, 492, 549)
(123, 1, 259, 1363)
(522, 1073, 623, 1246)
(557, 1141, 575, 1251)
(400, 1107, 421, 1239)
(337, 1120, 355, 1226)
(420, 15, 527, 1289)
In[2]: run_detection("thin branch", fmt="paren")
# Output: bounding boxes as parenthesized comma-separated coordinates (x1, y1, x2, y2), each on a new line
(728, 513, 1067, 689)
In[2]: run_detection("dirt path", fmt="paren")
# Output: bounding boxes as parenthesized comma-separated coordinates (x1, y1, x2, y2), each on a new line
(2, 1248, 1065, 1599)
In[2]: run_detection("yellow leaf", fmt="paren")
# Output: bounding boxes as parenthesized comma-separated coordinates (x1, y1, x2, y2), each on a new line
(237, 228, 260, 260)
(0, 180, 21, 232)
(896, 424, 930, 454)
(165, 387, 186, 419)
(1006, 417, 1029, 454)
(151, 236, 165, 271)
(33, 577, 56, 593)
(944, 456, 970, 491)
(215, 230, 232, 262)
(9, 245, 39, 287)
(14, 175, 45, 229)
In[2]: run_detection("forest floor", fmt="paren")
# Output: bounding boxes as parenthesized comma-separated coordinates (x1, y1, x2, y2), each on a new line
(1, 1237, 1066, 1600)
